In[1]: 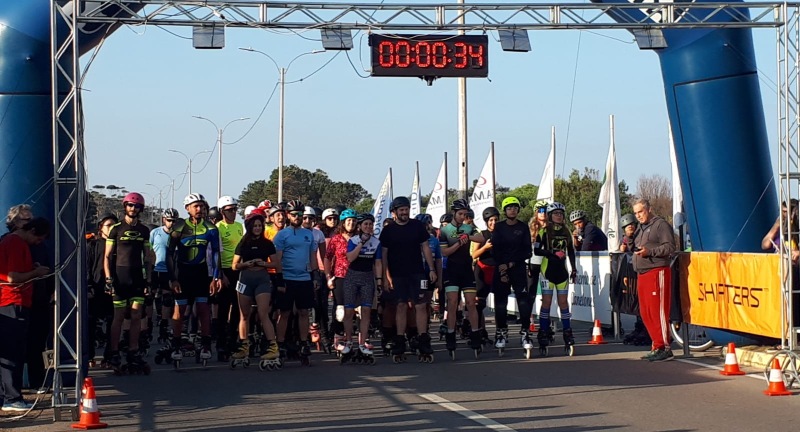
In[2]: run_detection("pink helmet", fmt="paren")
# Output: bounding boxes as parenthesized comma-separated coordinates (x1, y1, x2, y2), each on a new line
(123, 192, 145, 206)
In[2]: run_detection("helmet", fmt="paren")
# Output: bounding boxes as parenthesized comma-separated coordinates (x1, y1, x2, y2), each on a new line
(286, 200, 304, 213)
(482, 207, 500, 222)
(620, 213, 637, 229)
(466, 209, 475, 219)
(313, 207, 323, 218)
(162, 208, 179, 220)
(415, 213, 433, 225)
(322, 208, 338, 220)
(357, 213, 375, 224)
(533, 199, 549, 210)
(123, 192, 145, 206)
(269, 202, 286, 216)
(391, 196, 411, 211)
(501, 196, 521, 210)
(303, 206, 316, 217)
(97, 213, 118, 227)
(569, 210, 587, 223)
(546, 202, 566, 214)
(258, 200, 272, 210)
(218, 196, 238, 209)
(207, 206, 221, 221)
(450, 198, 470, 211)
(339, 209, 358, 221)
(183, 193, 206, 207)
(250, 208, 267, 218)
(440, 214, 453, 224)
(244, 205, 256, 216)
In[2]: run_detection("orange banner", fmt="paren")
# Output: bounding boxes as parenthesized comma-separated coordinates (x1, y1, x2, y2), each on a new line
(679, 252, 783, 338)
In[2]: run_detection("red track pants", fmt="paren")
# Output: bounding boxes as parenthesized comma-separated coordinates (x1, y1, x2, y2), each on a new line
(637, 267, 671, 350)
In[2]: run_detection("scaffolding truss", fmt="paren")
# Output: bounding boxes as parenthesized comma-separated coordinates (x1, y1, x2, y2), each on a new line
(50, 0, 800, 419)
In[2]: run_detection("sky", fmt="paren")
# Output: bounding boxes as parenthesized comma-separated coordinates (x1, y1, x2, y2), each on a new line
(81, 1, 781, 210)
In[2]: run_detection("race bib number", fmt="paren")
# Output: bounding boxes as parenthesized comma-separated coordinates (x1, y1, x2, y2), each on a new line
(235, 281, 247, 294)
(420, 279, 431, 291)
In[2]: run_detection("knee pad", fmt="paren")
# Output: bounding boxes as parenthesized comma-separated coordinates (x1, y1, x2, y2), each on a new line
(162, 292, 175, 308)
(335, 305, 345, 322)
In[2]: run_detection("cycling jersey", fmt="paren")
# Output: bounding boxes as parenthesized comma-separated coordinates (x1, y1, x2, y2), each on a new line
(150, 227, 170, 273)
(107, 220, 150, 268)
(438, 223, 478, 268)
(170, 218, 220, 278)
(346, 235, 382, 272)
(217, 220, 244, 269)
(273, 226, 317, 281)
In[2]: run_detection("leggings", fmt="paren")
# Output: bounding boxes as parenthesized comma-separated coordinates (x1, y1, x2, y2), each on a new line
(492, 264, 532, 331)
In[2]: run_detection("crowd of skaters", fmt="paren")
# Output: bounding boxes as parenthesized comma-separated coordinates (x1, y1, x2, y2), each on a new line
(0, 190, 682, 411)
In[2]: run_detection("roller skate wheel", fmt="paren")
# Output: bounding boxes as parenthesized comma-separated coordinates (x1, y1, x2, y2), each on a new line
(259, 360, 269, 371)
(230, 360, 237, 369)
(498, 348, 504, 358)
(243, 358, 250, 368)
(368, 357, 376, 365)
(474, 350, 480, 360)
(339, 356, 347, 365)
(427, 355, 434, 364)
(566, 345, 575, 357)
(525, 348, 532, 360)
(449, 350, 456, 361)
(202, 359, 208, 367)
(173, 360, 181, 370)
(540, 347, 548, 357)
(274, 361, 283, 370)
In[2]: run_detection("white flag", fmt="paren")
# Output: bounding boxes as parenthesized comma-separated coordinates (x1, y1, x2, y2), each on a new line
(469, 146, 495, 230)
(669, 127, 683, 219)
(410, 163, 421, 218)
(537, 126, 556, 201)
(426, 157, 448, 226)
(598, 115, 621, 251)
(372, 169, 393, 238)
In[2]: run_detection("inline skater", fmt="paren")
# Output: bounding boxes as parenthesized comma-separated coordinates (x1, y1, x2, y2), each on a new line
(215, 196, 243, 361)
(438, 199, 484, 358)
(533, 202, 578, 356)
(167, 193, 222, 368)
(150, 208, 178, 360)
(490, 197, 534, 358)
(325, 209, 358, 353)
(87, 213, 117, 366)
(265, 203, 286, 240)
(303, 206, 329, 352)
(273, 200, 319, 365)
(471, 207, 499, 350)
(380, 196, 438, 363)
(104, 192, 153, 374)
(339, 213, 383, 364)
(230, 212, 282, 370)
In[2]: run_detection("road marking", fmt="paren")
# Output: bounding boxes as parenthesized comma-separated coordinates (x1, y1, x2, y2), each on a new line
(677, 358, 764, 381)
(419, 393, 518, 431)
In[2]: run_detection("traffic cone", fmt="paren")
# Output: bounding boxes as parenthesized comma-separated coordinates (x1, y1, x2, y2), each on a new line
(528, 320, 536, 333)
(72, 378, 108, 429)
(720, 343, 746, 376)
(764, 358, 792, 396)
(587, 320, 607, 345)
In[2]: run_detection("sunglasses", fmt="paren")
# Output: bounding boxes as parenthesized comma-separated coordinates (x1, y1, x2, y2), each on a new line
(222, 207, 238, 212)
(289, 211, 303, 217)
(165, 219, 177, 223)
(302, 216, 315, 220)
(325, 216, 336, 220)
(126, 203, 144, 209)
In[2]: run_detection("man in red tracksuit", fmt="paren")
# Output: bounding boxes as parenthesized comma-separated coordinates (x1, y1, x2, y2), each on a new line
(632, 199, 676, 362)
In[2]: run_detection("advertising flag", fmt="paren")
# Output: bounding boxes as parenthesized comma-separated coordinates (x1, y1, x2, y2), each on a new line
(598, 115, 621, 251)
(372, 168, 393, 237)
(470, 144, 495, 230)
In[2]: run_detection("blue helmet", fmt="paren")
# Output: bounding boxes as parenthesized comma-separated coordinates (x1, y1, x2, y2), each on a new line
(339, 208, 358, 221)
(415, 213, 433, 224)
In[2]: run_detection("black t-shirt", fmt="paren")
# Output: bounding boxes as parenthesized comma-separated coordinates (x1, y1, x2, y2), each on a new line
(235, 236, 277, 263)
(492, 220, 532, 264)
(477, 230, 496, 266)
(380, 219, 429, 277)
(107, 220, 150, 268)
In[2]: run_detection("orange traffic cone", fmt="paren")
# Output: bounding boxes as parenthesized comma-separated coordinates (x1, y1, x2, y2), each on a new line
(764, 358, 792, 396)
(72, 378, 108, 429)
(720, 343, 746, 376)
(587, 320, 607, 345)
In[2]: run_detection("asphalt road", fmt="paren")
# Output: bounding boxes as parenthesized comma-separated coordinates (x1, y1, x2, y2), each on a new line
(2, 325, 797, 432)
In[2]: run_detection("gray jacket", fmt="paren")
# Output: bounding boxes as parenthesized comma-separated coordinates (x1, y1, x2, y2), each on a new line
(632, 216, 675, 273)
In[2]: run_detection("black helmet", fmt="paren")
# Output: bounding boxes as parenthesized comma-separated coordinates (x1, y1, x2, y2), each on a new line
(391, 196, 411, 211)
(440, 214, 453, 224)
(286, 200, 304, 213)
(207, 206, 221, 221)
(357, 213, 375, 224)
(620, 213, 637, 229)
(450, 198, 470, 211)
(415, 213, 433, 224)
(466, 209, 475, 219)
(482, 207, 500, 222)
(268, 202, 286, 216)
(97, 213, 118, 228)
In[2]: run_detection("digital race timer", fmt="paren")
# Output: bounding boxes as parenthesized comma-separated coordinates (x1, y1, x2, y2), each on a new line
(368, 34, 489, 78)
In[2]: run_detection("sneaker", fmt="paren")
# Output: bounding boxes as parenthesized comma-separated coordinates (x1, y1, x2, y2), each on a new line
(2, 400, 33, 412)
(640, 350, 657, 360)
(649, 348, 674, 362)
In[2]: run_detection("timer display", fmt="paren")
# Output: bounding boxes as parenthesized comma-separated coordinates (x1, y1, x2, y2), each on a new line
(368, 34, 489, 78)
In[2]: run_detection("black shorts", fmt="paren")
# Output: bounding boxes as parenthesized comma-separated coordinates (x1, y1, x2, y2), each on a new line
(445, 264, 476, 292)
(176, 264, 212, 305)
(391, 274, 427, 304)
(151, 271, 171, 292)
(113, 266, 146, 302)
(275, 280, 315, 312)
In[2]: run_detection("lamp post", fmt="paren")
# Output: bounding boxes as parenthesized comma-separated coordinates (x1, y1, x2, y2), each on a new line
(168, 149, 212, 193)
(238, 47, 323, 202)
(192, 116, 249, 202)
(145, 182, 169, 211)
(156, 171, 179, 208)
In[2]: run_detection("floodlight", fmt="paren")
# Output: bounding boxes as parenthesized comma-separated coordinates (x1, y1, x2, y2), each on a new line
(193, 25, 225, 49)
(321, 29, 353, 50)
(498, 29, 531, 52)
(632, 28, 667, 49)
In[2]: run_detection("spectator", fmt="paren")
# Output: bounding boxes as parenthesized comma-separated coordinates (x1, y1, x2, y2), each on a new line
(87, 213, 118, 365)
(570, 210, 608, 251)
(0, 217, 50, 412)
(618, 214, 637, 252)
(631, 199, 676, 362)
(761, 199, 800, 341)
(4, 205, 32, 234)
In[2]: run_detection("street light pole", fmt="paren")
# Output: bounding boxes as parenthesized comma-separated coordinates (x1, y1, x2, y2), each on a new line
(192, 116, 250, 202)
(238, 47, 323, 203)
(157, 171, 178, 208)
(169, 149, 212, 194)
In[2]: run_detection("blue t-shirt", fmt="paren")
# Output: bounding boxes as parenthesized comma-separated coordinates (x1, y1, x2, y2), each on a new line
(150, 227, 171, 273)
(346, 235, 382, 272)
(424, 234, 442, 273)
(273, 227, 318, 281)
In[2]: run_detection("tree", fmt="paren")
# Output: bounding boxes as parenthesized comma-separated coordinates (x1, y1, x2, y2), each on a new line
(636, 174, 673, 222)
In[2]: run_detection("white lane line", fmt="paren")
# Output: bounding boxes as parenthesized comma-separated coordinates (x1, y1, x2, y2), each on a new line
(419, 393, 518, 431)
(677, 358, 764, 381)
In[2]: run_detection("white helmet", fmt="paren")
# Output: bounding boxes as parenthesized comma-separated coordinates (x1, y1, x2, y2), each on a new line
(304, 206, 316, 217)
(183, 193, 207, 207)
(244, 205, 256, 216)
(322, 208, 338, 220)
(218, 196, 238, 208)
